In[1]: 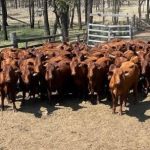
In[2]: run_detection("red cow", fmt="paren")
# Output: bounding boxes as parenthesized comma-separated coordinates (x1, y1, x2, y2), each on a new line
(109, 61, 140, 115)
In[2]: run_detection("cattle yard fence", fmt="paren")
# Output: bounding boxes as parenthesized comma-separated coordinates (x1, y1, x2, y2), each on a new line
(0, 32, 85, 49)
(87, 13, 133, 47)
(87, 24, 132, 47)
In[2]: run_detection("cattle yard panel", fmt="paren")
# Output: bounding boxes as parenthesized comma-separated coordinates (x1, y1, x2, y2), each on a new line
(87, 23, 132, 47)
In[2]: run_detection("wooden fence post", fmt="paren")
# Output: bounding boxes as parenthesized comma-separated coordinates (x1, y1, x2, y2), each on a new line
(108, 26, 111, 42)
(58, 29, 63, 42)
(76, 34, 80, 42)
(132, 15, 136, 28)
(10, 32, 18, 48)
(126, 13, 129, 25)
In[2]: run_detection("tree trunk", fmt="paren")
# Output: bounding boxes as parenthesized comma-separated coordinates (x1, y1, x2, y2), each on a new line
(0, 0, 8, 40)
(85, 0, 88, 24)
(87, 0, 93, 24)
(147, 0, 150, 21)
(76, 0, 82, 29)
(102, 0, 105, 23)
(29, 0, 35, 28)
(60, 5, 69, 41)
(112, 0, 120, 24)
(70, 1, 75, 28)
(107, 0, 111, 8)
(43, 0, 50, 35)
(18, 0, 21, 7)
(138, 0, 145, 20)
(14, 0, 18, 9)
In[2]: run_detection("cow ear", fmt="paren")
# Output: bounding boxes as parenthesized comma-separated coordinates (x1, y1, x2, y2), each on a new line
(124, 71, 130, 77)
(109, 64, 116, 73)
(43, 62, 48, 67)
(28, 62, 34, 66)
(66, 62, 70, 65)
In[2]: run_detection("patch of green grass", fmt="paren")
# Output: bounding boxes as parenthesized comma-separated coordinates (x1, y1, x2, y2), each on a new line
(0, 25, 86, 47)
(0, 26, 45, 47)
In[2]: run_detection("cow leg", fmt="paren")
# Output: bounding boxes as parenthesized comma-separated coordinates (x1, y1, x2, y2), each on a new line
(119, 96, 124, 115)
(22, 91, 26, 105)
(111, 92, 117, 114)
(7, 93, 11, 103)
(58, 90, 64, 105)
(133, 84, 138, 105)
(11, 93, 17, 112)
(83, 86, 89, 100)
(124, 96, 127, 107)
(91, 89, 96, 105)
(97, 92, 101, 103)
(47, 88, 52, 105)
(145, 78, 149, 95)
(1, 92, 5, 111)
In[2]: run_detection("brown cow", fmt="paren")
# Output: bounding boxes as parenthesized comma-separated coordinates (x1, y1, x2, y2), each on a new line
(70, 57, 88, 98)
(109, 61, 140, 115)
(44, 61, 57, 104)
(87, 57, 111, 104)
(0, 63, 18, 111)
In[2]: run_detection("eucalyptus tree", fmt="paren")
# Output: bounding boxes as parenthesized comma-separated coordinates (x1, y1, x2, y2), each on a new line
(76, 0, 82, 29)
(0, 0, 8, 40)
(138, 0, 146, 20)
(147, 0, 150, 21)
(43, 0, 50, 35)
(29, 0, 35, 28)
(84, 0, 88, 23)
(87, 0, 93, 24)
(52, 0, 71, 41)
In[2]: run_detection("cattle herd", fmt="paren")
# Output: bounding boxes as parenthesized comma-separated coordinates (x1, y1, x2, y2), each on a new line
(0, 39, 150, 115)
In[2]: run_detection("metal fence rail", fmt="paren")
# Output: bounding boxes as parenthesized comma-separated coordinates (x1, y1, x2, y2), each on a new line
(87, 24, 132, 47)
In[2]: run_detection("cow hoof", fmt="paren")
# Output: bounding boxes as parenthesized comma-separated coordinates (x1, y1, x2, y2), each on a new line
(8, 100, 12, 104)
(133, 101, 138, 105)
(1, 108, 4, 111)
(118, 112, 122, 116)
(13, 109, 17, 112)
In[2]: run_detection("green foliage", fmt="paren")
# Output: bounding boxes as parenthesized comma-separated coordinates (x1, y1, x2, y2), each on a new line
(55, 0, 72, 13)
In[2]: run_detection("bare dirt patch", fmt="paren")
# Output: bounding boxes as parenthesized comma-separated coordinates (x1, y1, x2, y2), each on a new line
(1, 94, 150, 150)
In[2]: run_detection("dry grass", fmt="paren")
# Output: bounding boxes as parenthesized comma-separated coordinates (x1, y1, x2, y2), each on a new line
(1, 93, 150, 150)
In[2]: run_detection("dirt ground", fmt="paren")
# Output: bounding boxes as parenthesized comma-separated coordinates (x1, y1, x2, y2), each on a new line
(1, 93, 150, 150)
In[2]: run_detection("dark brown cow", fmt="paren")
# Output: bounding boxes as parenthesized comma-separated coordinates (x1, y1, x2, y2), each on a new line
(139, 52, 150, 94)
(70, 57, 88, 98)
(44, 57, 73, 104)
(0, 63, 19, 111)
(87, 57, 111, 104)
(44, 61, 57, 104)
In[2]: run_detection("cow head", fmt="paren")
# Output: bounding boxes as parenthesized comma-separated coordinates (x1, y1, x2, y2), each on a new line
(20, 65, 31, 84)
(70, 58, 78, 75)
(87, 62, 98, 78)
(110, 67, 130, 87)
(44, 62, 56, 81)
(33, 54, 42, 76)
(140, 52, 150, 75)
(3, 65, 12, 83)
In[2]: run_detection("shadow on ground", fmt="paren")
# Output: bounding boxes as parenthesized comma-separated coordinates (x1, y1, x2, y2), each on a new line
(125, 94, 150, 122)
(18, 95, 86, 118)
